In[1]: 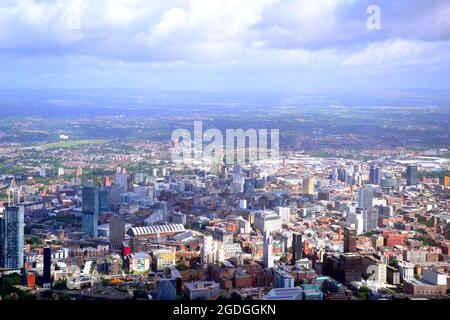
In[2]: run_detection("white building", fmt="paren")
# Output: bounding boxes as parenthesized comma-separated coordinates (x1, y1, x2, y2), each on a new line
(152, 248, 176, 271)
(263, 231, 274, 268)
(275, 206, 291, 223)
(422, 269, 447, 285)
(201, 235, 219, 268)
(347, 210, 364, 235)
(39, 168, 47, 178)
(238, 218, 251, 234)
(398, 261, 415, 281)
(218, 243, 243, 261)
(254, 210, 282, 233)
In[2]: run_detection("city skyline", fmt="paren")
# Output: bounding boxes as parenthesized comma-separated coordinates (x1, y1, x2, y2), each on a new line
(0, 0, 449, 308)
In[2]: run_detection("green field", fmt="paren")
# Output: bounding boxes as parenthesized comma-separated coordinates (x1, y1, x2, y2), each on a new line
(39, 139, 107, 150)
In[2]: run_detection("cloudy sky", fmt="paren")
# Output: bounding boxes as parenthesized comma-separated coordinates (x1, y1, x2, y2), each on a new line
(0, 0, 449, 91)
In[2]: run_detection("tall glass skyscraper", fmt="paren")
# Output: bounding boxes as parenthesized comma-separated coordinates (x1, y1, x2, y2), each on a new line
(43, 247, 52, 286)
(82, 185, 100, 238)
(357, 186, 374, 209)
(369, 163, 380, 185)
(0, 206, 24, 269)
(406, 164, 418, 186)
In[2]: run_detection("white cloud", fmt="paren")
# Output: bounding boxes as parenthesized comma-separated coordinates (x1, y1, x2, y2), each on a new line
(0, 0, 449, 90)
(341, 39, 450, 71)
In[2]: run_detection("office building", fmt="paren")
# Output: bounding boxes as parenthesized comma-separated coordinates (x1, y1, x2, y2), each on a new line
(263, 231, 274, 268)
(357, 186, 373, 209)
(363, 208, 379, 232)
(0, 206, 24, 269)
(43, 247, 52, 287)
(275, 206, 291, 223)
(339, 253, 362, 284)
(302, 177, 315, 195)
(292, 232, 303, 262)
(184, 281, 220, 300)
(201, 235, 218, 268)
(254, 210, 282, 233)
(273, 269, 295, 288)
(238, 218, 251, 234)
(113, 172, 129, 189)
(343, 227, 357, 253)
(82, 185, 99, 238)
(386, 266, 400, 285)
(156, 277, 177, 300)
(152, 248, 176, 271)
(406, 164, 418, 186)
(172, 211, 187, 225)
(213, 228, 233, 244)
(369, 163, 380, 185)
(109, 215, 125, 251)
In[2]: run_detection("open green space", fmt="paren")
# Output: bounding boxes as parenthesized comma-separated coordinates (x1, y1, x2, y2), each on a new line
(38, 139, 107, 150)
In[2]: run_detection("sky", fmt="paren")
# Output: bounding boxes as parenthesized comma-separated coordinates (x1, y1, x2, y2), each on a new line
(0, 0, 449, 92)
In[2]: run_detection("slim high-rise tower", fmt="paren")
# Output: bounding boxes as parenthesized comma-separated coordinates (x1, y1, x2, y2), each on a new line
(357, 186, 373, 209)
(263, 231, 274, 268)
(406, 164, 418, 186)
(292, 232, 303, 263)
(82, 185, 99, 238)
(109, 215, 125, 251)
(343, 227, 357, 253)
(0, 206, 24, 269)
(43, 247, 52, 287)
(369, 163, 380, 185)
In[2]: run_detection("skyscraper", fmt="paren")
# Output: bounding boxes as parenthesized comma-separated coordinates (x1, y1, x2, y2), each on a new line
(292, 232, 303, 263)
(406, 164, 418, 186)
(369, 163, 380, 185)
(331, 167, 338, 184)
(0, 206, 24, 269)
(99, 187, 111, 212)
(82, 185, 99, 238)
(363, 208, 379, 232)
(43, 247, 52, 287)
(263, 231, 274, 268)
(302, 177, 315, 195)
(357, 186, 373, 209)
(201, 235, 218, 269)
(343, 227, 357, 253)
(109, 215, 125, 251)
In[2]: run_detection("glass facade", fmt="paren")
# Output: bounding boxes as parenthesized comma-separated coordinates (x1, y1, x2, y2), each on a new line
(82, 185, 99, 238)
(0, 206, 24, 269)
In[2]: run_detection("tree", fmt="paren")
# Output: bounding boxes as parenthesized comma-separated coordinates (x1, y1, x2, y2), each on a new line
(357, 286, 370, 300)
(52, 280, 68, 290)
(0, 274, 21, 297)
(389, 260, 399, 269)
(230, 292, 242, 300)
(175, 262, 188, 271)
